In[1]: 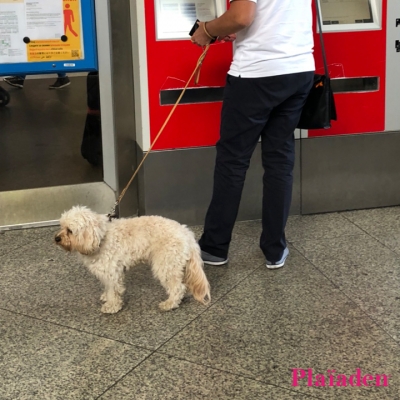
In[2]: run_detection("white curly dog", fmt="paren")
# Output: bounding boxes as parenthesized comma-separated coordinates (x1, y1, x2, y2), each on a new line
(55, 206, 211, 314)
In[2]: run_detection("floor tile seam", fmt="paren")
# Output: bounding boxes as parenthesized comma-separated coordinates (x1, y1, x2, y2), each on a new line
(40, 231, 59, 242)
(0, 241, 37, 259)
(235, 230, 368, 243)
(339, 207, 400, 219)
(290, 242, 400, 347)
(0, 306, 154, 352)
(234, 231, 260, 239)
(289, 233, 368, 246)
(340, 213, 384, 237)
(95, 350, 159, 400)
(236, 219, 261, 225)
(282, 244, 341, 289)
(233, 212, 361, 232)
(151, 262, 267, 352)
(1, 227, 58, 253)
(139, 352, 324, 399)
(340, 214, 400, 259)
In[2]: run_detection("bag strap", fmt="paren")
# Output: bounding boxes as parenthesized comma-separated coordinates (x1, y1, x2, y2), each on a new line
(315, 0, 330, 78)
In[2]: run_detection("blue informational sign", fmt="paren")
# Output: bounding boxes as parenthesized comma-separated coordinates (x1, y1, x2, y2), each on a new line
(0, 0, 97, 76)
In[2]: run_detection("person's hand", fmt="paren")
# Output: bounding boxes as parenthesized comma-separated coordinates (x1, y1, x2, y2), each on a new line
(219, 34, 236, 43)
(190, 21, 213, 47)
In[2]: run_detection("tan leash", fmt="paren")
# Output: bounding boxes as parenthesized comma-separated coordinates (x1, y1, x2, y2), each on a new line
(108, 44, 211, 220)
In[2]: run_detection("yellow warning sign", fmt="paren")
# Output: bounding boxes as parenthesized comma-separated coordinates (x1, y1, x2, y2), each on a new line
(27, 0, 83, 62)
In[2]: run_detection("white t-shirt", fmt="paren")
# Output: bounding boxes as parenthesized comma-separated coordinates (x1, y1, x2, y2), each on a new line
(228, 0, 315, 77)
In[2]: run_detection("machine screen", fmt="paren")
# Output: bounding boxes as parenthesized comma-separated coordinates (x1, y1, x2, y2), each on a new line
(320, 0, 373, 25)
(155, 0, 220, 39)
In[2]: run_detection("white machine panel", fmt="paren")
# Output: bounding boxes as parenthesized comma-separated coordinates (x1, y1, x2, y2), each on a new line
(155, 0, 226, 40)
(385, 0, 400, 131)
(319, 0, 382, 32)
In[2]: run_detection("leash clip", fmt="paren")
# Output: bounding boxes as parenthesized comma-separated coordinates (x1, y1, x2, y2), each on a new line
(107, 204, 119, 221)
(107, 213, 117, 222)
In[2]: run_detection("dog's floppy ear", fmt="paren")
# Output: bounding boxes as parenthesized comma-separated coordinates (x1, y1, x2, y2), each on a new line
(78, 211, 108, 255)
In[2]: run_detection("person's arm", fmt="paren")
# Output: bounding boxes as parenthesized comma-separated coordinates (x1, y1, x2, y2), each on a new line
(191, 0, 256, 46)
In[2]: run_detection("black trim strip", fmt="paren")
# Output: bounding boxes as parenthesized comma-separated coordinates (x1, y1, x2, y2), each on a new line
(160, 77, 379, 105)
(331, 77, 378, 93)
(160, 87, 224, 105)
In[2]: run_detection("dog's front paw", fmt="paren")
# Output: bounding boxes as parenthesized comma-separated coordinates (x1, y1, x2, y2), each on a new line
(159, 300, 179, 311)
(101, 300, 123, 314)
(100, 292, 107, 303)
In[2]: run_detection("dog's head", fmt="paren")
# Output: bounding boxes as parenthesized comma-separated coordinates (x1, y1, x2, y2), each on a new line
(55, 206, 108, 255)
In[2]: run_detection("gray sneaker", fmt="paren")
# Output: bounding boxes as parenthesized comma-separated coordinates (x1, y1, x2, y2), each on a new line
(49, 76, 71, 89)
(201, 250, 228, 266)
(266, 247, 289, 269)
(4, 76, 25, 88)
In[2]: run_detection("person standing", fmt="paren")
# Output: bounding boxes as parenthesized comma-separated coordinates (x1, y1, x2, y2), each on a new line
(191, 0, 315, 268)
(4, 73, 71, 90)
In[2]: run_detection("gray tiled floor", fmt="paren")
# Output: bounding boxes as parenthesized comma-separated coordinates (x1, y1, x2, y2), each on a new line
(1, 207, 400, 399)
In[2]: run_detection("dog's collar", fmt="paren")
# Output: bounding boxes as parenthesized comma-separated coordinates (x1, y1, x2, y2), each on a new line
(107, 213, 118, 222)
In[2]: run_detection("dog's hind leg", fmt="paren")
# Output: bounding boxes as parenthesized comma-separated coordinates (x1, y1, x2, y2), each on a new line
(158, 280, 187, 311)
(152, 255, 187, 311)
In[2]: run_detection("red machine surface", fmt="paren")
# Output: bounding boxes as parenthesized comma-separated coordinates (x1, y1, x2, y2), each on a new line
(144, 1, 232, 150)
(311, 1, 387, 137)
(144, 1, 387, 147)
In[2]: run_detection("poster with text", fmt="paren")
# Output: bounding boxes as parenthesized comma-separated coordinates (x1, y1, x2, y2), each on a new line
(0, 0, 84, 64)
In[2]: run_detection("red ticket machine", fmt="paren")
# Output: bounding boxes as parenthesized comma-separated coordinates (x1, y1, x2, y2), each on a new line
(142, 0, 232, 150)
(309, 0, 386, 137)
(301, 0, 400, 214)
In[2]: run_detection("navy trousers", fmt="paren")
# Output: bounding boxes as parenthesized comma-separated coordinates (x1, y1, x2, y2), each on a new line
(199, 71, 314, 262)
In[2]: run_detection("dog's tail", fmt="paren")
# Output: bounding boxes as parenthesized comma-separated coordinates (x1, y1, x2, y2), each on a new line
(184, 245, 211, 306)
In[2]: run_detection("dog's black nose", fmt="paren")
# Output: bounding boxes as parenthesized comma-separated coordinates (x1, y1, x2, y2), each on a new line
(55, 236, 61, 242)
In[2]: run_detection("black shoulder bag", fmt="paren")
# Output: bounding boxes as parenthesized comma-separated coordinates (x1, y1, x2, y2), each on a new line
(297, 0, 337, 130)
